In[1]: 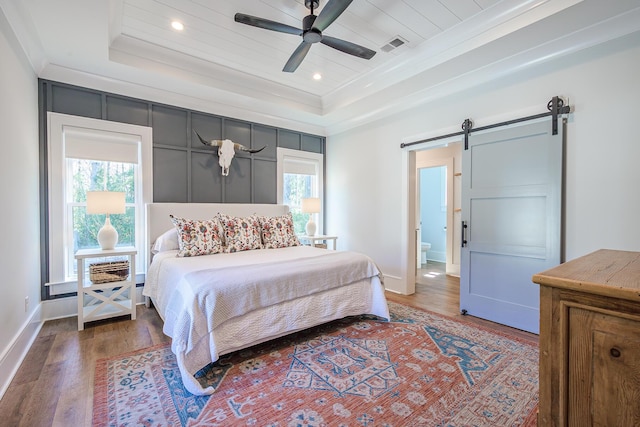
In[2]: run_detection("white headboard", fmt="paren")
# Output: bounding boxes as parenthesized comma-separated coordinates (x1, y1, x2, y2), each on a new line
(146, 203, 289, 262)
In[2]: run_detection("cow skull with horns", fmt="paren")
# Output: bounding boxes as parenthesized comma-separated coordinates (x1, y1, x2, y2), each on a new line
(195, 132, 266, 176)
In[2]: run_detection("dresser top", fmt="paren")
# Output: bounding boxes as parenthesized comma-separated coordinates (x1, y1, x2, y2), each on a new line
(532, 249, 640, 302)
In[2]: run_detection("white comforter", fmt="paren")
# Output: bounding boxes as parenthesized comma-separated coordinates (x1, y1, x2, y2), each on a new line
(143, 245, 389, 395)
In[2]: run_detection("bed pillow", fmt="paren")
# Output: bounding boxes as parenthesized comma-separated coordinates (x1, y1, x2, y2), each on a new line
(151, 228, 179, 254)
(259, 213, 301, 249)
(170, 215, 224, 257)
(218, 214, 263, 253)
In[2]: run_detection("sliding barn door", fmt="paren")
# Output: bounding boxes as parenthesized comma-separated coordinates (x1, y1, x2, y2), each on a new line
(460, 119, 563, 334)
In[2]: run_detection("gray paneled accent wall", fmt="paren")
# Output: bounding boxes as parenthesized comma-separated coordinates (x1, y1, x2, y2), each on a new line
(39, 79, 325, 204)
(38, 79, 324, 300)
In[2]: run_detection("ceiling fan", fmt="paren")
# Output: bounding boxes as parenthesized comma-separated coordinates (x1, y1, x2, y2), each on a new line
(235, 0, 376, 72)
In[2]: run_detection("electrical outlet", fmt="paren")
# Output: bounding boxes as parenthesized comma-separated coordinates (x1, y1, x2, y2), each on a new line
(25, 296, 29, 312)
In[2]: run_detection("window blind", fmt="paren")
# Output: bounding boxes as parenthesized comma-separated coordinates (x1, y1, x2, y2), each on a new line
(64, 126, 139, 164)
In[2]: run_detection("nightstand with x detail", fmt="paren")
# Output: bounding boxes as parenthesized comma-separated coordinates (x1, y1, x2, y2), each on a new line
(75, 247, 137, 331)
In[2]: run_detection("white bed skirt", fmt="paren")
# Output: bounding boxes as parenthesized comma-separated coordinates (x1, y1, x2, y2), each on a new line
(166, 276, 388, 395)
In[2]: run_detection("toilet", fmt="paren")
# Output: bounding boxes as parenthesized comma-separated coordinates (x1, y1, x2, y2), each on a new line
(420, 242, 431, 265)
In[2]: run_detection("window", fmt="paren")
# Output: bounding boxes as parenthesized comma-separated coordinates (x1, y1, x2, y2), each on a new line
(47, 113, 152, 296)
(277, 148, 324, 234)
(66, 159, 136, 276)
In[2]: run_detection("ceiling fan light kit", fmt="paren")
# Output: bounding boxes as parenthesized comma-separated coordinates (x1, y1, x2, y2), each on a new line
(234, 0, 376, 73)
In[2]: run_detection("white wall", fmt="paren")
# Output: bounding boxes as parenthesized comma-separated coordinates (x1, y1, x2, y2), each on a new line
(326, 33, 640, 294)
(0, 10, 42, 396)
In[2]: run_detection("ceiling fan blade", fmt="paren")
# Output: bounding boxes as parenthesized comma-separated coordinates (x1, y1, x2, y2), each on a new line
(312, 0, 353, 32)
(234, 13, 302, 35)
(321, 35, 376, 59)
(283, 41, 312, 72)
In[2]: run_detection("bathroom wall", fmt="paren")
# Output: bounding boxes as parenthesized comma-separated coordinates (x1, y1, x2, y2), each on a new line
(419, 166, 447, 263)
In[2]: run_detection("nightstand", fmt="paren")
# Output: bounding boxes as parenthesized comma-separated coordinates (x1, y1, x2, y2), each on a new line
(298, 235, 338, 250)
(75, 247, 137, 331)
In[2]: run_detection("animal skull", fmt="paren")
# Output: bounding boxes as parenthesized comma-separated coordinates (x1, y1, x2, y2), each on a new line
(217, 139, 236, 176)
(195, 132, 267, 176)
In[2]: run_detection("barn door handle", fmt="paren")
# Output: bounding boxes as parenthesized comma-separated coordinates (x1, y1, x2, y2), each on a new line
(461, 221, 468, 247)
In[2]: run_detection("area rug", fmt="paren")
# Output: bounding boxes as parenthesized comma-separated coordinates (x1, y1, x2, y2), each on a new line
(93, 302, 538, 426)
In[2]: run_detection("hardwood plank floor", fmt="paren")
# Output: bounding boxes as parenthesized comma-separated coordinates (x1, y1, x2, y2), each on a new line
(0, 268, 537, 426)
(387, 262, 538, 343)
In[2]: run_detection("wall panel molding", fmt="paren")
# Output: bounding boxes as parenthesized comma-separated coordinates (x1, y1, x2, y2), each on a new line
(38, 79, 325, 300)
(39, 79, 324, 203)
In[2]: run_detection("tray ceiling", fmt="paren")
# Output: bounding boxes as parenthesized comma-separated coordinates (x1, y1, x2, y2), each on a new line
(3, 0, 640, 133)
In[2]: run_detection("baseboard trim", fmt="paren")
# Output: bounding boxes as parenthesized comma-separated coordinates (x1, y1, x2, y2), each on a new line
(1, 287, 146, 399)
(0, 304, 44, 400)
(383, 274, 411, 294)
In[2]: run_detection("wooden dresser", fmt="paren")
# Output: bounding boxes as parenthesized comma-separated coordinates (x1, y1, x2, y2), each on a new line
(532, 249, 640, 426)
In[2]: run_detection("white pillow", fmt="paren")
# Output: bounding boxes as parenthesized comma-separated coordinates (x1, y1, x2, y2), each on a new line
(151, 228, 179, 254)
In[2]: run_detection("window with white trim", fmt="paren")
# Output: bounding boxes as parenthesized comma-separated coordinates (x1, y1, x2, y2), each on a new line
(277, 148, 323, 235)
(47, 113, 152, 296)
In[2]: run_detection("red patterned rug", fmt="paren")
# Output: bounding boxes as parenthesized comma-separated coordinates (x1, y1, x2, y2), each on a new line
(93, 302, 538, 426)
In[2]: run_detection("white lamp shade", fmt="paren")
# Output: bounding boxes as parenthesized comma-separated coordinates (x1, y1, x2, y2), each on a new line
(301, 197, 321, 214)
(87, 191, 126, 214)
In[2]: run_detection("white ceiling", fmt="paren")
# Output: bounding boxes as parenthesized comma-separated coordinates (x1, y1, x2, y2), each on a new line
(2, 0, 640, 134)
(115, 0, 501, 96)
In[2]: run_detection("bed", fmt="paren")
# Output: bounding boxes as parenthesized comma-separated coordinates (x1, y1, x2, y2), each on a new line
(143, 203, 389, 395)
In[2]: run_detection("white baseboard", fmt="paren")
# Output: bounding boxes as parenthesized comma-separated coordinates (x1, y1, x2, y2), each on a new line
(426, 250, 446, 263)
(0, 287, 146, 400)
(382, 274, 411, 294)
(0, 303, 43, 400)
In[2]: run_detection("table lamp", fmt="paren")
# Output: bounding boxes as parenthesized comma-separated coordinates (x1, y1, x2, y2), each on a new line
(301, 197, 320, 236)
(87, 191, 125, 250)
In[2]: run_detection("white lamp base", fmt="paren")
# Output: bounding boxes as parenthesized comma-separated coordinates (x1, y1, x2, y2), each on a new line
(97, 216, 119, 250)
(305, 219, 317, 236)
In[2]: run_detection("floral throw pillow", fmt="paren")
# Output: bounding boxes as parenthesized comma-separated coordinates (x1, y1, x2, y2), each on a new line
(170, 215, 224, 257)
(259, 213, 301, 249)
(218, 214, 264, 253)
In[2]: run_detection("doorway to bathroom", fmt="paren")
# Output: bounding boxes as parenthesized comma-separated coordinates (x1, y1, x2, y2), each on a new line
(417, 166, 446, 273)
(415, 144, 461, 281)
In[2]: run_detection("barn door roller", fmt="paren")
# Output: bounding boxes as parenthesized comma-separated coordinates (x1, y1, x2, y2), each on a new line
(399, 96, 572, 150)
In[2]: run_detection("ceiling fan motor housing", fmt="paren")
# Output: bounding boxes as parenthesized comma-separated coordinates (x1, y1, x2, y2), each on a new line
(303, 15, 322, 43)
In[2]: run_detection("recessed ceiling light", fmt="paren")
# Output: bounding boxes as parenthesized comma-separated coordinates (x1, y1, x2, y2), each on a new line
(313, 73, 322, 80)
(171, 21, 184, 31)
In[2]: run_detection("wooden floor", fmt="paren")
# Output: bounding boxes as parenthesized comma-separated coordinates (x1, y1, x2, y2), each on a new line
(387, 262, 537, 342)
(0, 264, 537, 426)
